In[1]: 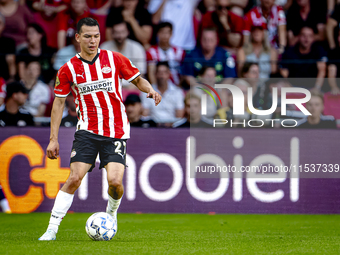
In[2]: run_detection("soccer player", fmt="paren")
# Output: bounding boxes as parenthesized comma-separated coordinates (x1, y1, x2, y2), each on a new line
(39, 17, 161, 241)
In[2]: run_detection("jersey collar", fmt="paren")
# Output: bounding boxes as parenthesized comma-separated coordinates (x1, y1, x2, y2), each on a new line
(77, 49, 101, 65)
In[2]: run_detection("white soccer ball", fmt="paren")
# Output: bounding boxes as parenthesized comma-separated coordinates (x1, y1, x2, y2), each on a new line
(85, 212, 117, 241)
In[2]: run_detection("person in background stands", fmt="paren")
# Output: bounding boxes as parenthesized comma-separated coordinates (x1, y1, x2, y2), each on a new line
(296, 90, 337, 129)
(173, 93, 212, 128)
(60, 94, 78, 127)
(125, 94, 157, 128)
(0, 81, 34, 127)
(146, 22, 184, 86)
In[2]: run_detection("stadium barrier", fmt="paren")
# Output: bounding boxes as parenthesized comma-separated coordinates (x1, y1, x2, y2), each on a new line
(1, 127, 340, 214)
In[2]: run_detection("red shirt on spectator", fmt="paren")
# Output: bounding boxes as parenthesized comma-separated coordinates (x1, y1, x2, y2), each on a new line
(0, 78, 6, 100)
(200, 11, 243, 47)
(243, 5, 286, 48)
(86, 0, 108, 10)
(146, 45, 185, 85)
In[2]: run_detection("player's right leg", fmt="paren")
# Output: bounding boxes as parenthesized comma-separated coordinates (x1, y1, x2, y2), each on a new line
(38, 162, 91, 241)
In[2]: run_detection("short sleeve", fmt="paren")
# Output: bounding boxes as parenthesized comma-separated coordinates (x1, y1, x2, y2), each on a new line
(175, 89, 184, 110)
(243, 12, 252, 35)
(54, 65, 72, 97)
(116, 53, 140, 82)
(277, 7, 286, 26)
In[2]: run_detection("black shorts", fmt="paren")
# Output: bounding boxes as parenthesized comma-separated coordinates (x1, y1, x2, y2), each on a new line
(70, 130, 127, 172)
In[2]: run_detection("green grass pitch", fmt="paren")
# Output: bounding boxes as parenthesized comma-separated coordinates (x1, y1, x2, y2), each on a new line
(1, 213, 340, 254)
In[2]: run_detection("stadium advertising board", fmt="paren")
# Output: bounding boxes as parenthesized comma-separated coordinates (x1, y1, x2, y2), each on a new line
(1, 128, 340, 214)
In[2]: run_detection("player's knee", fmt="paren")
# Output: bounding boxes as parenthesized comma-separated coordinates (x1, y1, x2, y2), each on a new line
(68, 174, 82, 188)
(107, 178, 122, 189)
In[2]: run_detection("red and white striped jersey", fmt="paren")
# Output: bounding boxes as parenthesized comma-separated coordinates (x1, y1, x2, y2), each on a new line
(146, 45, 185, 85)
(243, 5, 286, 48)
(54, 49, 140, 139)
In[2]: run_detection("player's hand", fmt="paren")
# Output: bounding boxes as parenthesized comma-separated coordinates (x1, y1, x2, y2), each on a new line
(147, 90, 162, 106)
(46, 139, 60, 160)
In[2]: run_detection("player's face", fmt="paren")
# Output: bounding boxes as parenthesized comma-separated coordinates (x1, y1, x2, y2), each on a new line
(306, 96, 323, 118)
(157, 27, 172, 44)
(76, 25, 100, 56)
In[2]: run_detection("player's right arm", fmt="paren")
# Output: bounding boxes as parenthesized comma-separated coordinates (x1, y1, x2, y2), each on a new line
(47, 65, 73, 159)
(47, 97, 66, 159)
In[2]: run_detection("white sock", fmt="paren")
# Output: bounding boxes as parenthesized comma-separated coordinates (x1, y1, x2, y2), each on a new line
(0, 198, 10, 212)
(47, 190, 74, 233)
(106, 195, 122, 216)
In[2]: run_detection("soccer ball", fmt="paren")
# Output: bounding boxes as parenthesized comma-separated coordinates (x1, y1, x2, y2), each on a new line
(85, 212, 117, 241)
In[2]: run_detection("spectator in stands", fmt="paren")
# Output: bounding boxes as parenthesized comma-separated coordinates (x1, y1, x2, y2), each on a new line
(146, 22, 184, 86)
(192, 66, 218, 119)
(280, 26, 327, 90)
(243, 0, 287, 53)
(60, 94, 78, 127)
(32, 0, 68, 49)
(17, 23, 56, 84)
(327, 3, 340, 94)
(240, 62, 265, 109)
(0, 81, 34, 127)
(173, 93, 212, 128)
(148, 0, 199, 50)
(215, 79, 252, 127)
(0, 13, 15, 81)
(296, 91, 337, 129)
(21, 61, 51, 117)
(106, 0, 152, 47)
(194, 0, 216, 36)
(101, 21, 146, 80)
(286, 0, 326, 47)
(200, 0, 244, 48)
(53, 36, 81, 71)
(0, 0, 34, 48)
(57, 0, 90, 49)
(86, 0, 111, 40)
(237, 26, 277, 79)
(0, 77, 6, 106)
(141, 61, 184, 124)
(125, 93, 157, 127)
(181, 28, 236, 86)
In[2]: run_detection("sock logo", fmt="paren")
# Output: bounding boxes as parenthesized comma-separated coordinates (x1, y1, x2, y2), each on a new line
(51, 214, 59, 219)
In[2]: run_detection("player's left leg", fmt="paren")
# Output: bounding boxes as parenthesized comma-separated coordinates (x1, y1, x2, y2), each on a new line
(105, 162, 125, 222)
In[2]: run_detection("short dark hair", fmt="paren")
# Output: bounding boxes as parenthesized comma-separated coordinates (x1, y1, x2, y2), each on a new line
(299, 25, 314, 35)
(156, 61, 170, 70)
(157, 22, 173, 33)
(241, 62, 259, 77)
(198, 66, 216, 76)
(77, 17, 100, 34)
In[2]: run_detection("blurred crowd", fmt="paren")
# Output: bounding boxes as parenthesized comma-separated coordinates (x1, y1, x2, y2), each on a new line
(0, 0, 339, 129)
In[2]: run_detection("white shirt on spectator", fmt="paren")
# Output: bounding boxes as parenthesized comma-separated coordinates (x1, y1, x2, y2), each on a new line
(148, 0, 199, 50)
(24, 80, 50, 116)
(141, 81, 184, 123)
(53, 45, 77, 71)
(101, 39, 146, 75)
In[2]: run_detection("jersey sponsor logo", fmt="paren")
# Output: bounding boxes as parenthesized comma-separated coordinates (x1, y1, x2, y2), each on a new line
(55, 76, 60, 87)
(77, 79, 114, 95)
(101, 66, 112, 74)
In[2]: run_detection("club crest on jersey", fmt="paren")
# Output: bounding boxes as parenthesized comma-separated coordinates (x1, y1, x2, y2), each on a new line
(102, 66, 112, 74)
(55, 76, 60, 87)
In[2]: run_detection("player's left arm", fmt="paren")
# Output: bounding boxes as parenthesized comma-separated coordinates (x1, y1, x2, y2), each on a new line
(131, 76, 162, 106)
